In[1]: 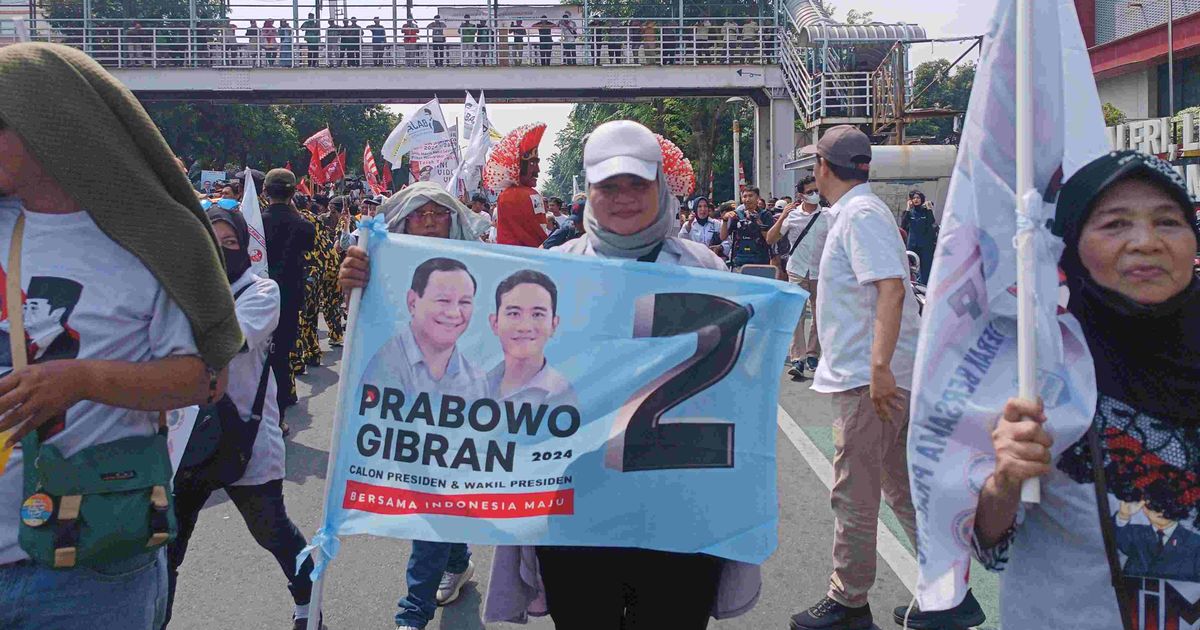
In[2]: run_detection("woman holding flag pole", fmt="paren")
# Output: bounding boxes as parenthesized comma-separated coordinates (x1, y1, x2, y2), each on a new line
(908, 0, 1200, 629)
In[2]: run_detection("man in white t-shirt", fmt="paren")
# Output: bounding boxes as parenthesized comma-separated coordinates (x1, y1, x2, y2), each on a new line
(788, 126, 922, 630)
(766, 175, 829, 381)
(0, 47, 238, 629)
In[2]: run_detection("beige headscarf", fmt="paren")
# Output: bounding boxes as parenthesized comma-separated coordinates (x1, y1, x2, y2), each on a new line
(381, 182, 491, 241)
(0, 43, 242, 367)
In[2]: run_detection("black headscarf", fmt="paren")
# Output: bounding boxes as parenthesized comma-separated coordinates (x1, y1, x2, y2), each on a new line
(206, 206, 251, 285)
(1055, 151, 1200, 422)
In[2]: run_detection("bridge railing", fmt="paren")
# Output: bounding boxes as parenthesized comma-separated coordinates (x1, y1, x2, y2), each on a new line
(811, 71, 872, 120)
(19, 17, 778, 70)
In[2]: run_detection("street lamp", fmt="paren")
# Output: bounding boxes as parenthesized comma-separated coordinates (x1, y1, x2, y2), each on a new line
(727, 96, 747, 199)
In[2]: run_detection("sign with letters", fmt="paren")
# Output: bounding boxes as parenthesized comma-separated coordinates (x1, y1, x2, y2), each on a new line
(309, 232, 806, 566)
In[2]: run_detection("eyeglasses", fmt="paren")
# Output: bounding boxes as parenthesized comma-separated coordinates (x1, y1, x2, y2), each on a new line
(409, 207, 453, 221)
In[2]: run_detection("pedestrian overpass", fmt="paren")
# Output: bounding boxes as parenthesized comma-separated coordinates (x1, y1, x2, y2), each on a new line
(11, 0, 946, 198)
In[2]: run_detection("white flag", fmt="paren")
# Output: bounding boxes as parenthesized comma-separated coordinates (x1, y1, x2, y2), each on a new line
(240, 167, 269, 278)
(908, 0, 1107, 611)
(380, 98, 451, 165)
(463, 91, 480, 138)
(451, 91, 497, 194)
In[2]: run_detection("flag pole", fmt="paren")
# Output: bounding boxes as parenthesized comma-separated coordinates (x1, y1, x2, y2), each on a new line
(1015, 0, 1040, 504)
(305, 228, 372, 630)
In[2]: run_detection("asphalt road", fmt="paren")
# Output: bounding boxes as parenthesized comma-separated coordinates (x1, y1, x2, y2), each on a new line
(168, 332, 990, 630)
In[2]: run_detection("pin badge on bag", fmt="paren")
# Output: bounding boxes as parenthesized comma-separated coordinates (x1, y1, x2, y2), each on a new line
(21, 493, 53, 527)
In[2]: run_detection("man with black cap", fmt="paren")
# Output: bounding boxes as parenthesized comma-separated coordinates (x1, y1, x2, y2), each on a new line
(261, 168, 315, 431)
(789, 125, 923, 630)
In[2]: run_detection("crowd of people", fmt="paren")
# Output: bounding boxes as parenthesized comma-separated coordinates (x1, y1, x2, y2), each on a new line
(52, 13, 774, 68)
(3, 40, 1200, 630)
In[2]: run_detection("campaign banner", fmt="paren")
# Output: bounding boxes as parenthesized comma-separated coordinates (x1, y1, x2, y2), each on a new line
(199, 170, 225, 193)
(382, 98, 451, 165)
(314, 231, 806, 567)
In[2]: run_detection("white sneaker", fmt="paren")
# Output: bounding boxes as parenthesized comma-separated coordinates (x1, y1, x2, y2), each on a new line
(435, 560, 475, 605)
(395, 626, 421, 630)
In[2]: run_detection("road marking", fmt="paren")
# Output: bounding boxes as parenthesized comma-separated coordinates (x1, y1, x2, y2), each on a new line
(777, 405, 919, 593)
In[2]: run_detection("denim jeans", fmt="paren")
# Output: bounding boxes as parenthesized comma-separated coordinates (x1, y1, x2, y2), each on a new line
(0, 548, 168, 630)
(164, 479, 313, 627)
(395, 540, 471, 628)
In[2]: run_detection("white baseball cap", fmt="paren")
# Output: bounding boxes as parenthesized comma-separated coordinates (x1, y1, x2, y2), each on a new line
(583, 120, 662, 184)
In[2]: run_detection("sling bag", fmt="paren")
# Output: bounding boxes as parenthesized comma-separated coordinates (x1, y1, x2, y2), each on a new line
(176, 282, 272, 493)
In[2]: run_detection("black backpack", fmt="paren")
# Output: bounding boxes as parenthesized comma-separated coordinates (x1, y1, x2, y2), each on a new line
(176, 285, 272, 492)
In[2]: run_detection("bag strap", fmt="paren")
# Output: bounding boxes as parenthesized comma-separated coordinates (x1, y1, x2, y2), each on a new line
(1088, 426, 1136, 630)
(6, 215, 39, 462)
(787, 211, 822, 257)
(230, 280, 273, 426)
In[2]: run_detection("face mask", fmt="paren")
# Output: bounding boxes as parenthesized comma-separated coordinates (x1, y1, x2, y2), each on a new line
(803, 192, 821, 205)
(222, 245, 251, 284)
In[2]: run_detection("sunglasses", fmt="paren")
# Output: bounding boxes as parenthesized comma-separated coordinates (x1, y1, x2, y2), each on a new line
(409, 207, 453, 221)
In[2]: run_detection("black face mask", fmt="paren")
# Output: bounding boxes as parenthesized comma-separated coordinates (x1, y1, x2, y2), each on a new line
(221, 245, 250, 285)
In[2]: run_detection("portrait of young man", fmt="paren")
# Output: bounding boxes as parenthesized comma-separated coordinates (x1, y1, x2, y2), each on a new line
(486, 269, 576, 408)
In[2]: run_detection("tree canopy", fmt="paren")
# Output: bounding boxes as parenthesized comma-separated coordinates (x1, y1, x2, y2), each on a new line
(544, 98, 755, 203)
(906, 58, 976, 143)
(146, 103, 399, 177)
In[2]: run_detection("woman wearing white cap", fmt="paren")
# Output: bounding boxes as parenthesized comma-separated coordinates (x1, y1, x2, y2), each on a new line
(484, 120, 761, 629)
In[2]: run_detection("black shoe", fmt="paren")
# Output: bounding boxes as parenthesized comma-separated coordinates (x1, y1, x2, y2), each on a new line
(790, 597, 872, 630)
(787, 360, 805, 378)
(891, 590, 985, 629)
(807, 356, 819, 371)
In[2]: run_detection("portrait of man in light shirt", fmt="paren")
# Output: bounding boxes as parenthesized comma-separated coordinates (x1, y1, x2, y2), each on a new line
(361, 257, 487, 401)
(486, 269, 577, 408)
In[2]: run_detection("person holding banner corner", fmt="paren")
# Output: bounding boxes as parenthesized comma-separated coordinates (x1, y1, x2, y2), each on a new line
(338, 182, 490, 630)
(483, 120, 762, 629)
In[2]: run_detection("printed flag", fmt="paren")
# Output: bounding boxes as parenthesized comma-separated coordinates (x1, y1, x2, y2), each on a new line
(452, 91, 498, 194)
(908, 0, 1108, 611)
(381, 98, 451, 166)
(304, 128, 336, 161)
(240, 166, 270, 277)
(364, 143, 384, 195)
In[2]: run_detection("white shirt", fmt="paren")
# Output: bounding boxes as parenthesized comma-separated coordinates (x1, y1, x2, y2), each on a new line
(227, 271, 286, 487)
(779, 206, 829, 279)
(679, 217, 721, 248)
(0, 201, 199, 564)
(486, 361, 578, 409)
(812, 184, 920, 394)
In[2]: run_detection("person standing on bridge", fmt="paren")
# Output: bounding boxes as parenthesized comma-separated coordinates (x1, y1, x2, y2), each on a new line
(787, 126, 922, 630)
(261, 19, 278, 66)
(428, 15, 447, 67)
(533, 16, 555, 66)
(401, 17, 418, 67)
(246, 20, 260, 66)
(368, 17, 387, 67)
(300, 14, 320, 67)
(345, 18, 362, 67)
(558, 13, 577, 66)
(509, 19, 526, 66)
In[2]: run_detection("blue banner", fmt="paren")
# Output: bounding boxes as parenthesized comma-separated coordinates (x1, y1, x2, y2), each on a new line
(315, 232, 806, 566)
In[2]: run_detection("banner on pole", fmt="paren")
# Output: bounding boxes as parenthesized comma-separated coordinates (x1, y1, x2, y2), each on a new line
(410, 124, 460, 191)
(382, 98, 451, 165)
(908, 0, 1107, 611)
(240, 167, 270, 277)
(308, 233, 805, 573)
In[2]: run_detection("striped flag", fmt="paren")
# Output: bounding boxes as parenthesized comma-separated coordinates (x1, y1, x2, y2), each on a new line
(908, 0, 1107, 612)
(364, 143, 384, 195)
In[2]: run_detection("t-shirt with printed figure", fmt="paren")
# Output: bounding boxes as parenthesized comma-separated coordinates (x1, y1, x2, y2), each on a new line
(496, 186, 549, 248)
(0, 198, 199, 565)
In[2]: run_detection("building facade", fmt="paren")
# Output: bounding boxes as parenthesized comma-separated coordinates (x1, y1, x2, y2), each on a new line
(1079, 0, 1200, 120)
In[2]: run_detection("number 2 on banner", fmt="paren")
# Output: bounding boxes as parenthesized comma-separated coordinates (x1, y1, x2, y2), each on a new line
(604, 293, 753, 473)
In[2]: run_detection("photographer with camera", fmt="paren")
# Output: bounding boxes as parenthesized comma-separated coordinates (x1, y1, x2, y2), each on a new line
(720, 186, 773, 271)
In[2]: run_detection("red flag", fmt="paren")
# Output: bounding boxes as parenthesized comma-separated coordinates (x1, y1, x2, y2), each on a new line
(363, 143, 384, 195)
(284, 161, 293, 172)
(322, 149, 346, 184)
(308, 152, 326, 185)
(304, 128, 336, 160)
(381, 159, 393, 192)
(296, 176, 311, 196)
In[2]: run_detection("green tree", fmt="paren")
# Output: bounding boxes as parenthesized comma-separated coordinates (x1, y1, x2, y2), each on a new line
(905, 58, 976, 143)
(1102, 102, 1127, 127)
(544, 98, 754, 203)
(146, 103, 398, 178)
